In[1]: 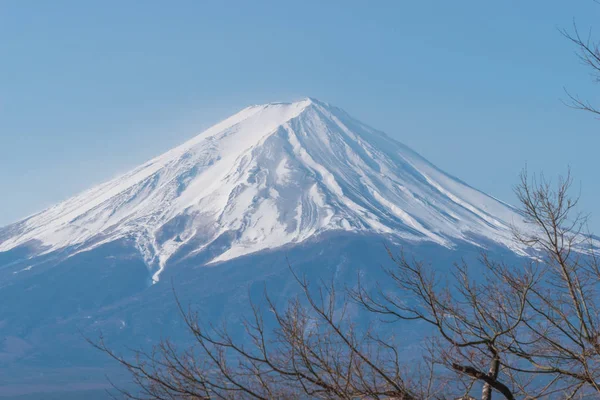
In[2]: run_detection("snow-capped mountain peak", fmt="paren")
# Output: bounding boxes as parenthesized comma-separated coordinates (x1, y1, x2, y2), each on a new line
(0, 98, 525, 282)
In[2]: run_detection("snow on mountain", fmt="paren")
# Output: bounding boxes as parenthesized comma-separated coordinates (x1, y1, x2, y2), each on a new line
(0, 98, 526, 282)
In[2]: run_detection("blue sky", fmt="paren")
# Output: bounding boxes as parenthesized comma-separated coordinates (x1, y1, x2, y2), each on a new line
(1, 1, 600, 229)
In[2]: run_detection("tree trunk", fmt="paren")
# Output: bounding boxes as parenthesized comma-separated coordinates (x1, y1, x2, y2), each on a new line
(482, 355, 500, 400)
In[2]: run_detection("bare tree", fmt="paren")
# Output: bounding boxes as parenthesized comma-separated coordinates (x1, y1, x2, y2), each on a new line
(561, 20, 600, 116)
(91, 274, 438, 399)
(93, 170, 600, 399)
(353, 170, 600, 399)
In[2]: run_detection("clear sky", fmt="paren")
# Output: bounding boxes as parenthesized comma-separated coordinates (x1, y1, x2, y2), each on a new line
(1, 1, 600, 230)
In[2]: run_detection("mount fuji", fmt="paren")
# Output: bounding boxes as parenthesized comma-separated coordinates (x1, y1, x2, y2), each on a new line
(0, 98, 528, 398)
(1, 98, 524, 279)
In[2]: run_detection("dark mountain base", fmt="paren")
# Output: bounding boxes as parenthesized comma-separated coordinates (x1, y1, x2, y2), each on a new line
(0, 232, 523, 398)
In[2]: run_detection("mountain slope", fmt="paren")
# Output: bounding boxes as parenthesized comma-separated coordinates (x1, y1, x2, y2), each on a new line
(0, 98, 525, 282)
(0, 98, 536, 398)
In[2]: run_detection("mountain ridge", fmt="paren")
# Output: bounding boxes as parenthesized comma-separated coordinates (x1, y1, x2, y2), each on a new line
(0, 98, 526, 282)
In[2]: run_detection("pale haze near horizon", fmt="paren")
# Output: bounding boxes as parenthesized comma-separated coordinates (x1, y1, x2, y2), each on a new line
(1, 1, 600, 230)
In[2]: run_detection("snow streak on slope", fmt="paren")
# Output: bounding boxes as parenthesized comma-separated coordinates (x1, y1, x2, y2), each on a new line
(0, 98, 526, 282)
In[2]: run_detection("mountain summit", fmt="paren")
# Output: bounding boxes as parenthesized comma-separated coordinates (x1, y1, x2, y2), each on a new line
(0, 98, 524, 282)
